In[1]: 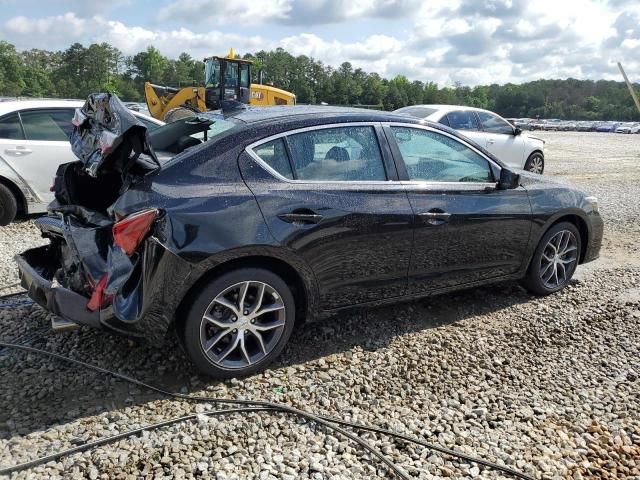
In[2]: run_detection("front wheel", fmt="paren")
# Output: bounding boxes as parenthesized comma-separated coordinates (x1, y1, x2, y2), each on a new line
(524, 152, 544, 174)
(181, 268, 296, 378)
(522, 222, 581, 296)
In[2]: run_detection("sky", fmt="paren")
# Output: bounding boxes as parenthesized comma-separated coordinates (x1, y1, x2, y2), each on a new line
(0, 0, 638, 87)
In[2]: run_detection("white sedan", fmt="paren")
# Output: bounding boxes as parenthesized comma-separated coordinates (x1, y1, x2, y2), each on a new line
(394, 105, 546, 174)
(0, 100, 163, 225)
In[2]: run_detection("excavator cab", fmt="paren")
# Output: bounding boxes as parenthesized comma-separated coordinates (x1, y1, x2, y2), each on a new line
(203, 56, 251, 110)
(144, 48, 294, 122)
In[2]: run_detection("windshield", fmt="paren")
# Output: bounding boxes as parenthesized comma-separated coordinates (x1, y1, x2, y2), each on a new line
(205, 59, 221, 87)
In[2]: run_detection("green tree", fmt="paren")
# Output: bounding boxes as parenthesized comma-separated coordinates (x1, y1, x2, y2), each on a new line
(132, 46, 169, 84)
(0, 40, 638, 120)
(0, 41, 25, 96)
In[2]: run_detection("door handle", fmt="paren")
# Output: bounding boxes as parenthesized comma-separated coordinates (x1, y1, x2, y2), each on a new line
(487, 139, 495, 144)
(278, 210, 323, 225)
(418, 210, 451, 226)
(4, 146, 33, 156)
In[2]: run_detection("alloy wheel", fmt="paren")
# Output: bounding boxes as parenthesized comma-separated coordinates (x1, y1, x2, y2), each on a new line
(527, 155, 544, 174)
(199, 281, 286, 370)
(539, 230, 578, 289)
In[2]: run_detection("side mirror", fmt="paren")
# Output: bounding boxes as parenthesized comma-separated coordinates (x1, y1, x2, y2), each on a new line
(499, 168, 520, 190)
(513, 126, 522, 136)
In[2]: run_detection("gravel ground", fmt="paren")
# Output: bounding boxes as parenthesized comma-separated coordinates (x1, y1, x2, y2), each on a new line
(1, 131, 639, 479)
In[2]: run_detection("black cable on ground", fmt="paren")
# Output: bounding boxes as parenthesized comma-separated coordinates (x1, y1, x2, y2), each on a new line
(0, 407, 277, 475)
(0, 341, 535, 480)
(0, 300, 34, 309)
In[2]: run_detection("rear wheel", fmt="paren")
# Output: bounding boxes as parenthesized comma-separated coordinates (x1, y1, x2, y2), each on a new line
(524, 152, 544, 174)
(522, 222, 581, 296)
(181, 268, 295, 378)
(0, 183, 17, 226)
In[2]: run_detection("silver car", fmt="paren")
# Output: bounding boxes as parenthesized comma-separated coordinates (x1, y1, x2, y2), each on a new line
(394, 105, 546, 174)
(0, 99, 162, 225)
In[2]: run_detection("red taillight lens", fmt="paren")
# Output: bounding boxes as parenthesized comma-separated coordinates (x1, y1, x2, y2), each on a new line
(112, 209, 158, 256)
(87, 274, 109, 311)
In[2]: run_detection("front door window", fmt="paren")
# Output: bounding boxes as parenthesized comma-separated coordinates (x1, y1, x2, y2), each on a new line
(390, 127, 493, 183)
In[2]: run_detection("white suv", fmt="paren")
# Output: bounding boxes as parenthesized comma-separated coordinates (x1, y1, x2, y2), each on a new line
(394, 105, 545, 174)
(0, 100, 162, 225)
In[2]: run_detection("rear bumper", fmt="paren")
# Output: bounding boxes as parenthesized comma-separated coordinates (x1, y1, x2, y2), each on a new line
(16, 238, 195, 341)
(16, 246, 102, 329)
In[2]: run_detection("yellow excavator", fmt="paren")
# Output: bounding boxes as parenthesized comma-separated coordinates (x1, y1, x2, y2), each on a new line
(145, 49, 296, 122)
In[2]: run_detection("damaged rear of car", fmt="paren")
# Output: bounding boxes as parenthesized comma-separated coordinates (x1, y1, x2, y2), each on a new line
(16, 94, 261, 346)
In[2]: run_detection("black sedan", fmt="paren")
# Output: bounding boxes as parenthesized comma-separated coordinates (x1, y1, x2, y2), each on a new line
(16, 97, 603, 378)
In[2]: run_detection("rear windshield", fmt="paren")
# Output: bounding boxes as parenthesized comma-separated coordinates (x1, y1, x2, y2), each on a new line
(396, 107, 438, 119)
(155, 115, 243, 167)
(191, 118, 239, 141)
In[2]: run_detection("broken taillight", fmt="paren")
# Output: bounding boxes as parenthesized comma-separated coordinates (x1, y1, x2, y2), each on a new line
(112, 209, 158, 256)
(87, 274, 109, 311)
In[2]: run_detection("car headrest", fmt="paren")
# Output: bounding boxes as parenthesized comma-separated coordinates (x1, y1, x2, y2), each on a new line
(325, 146, 350, 162)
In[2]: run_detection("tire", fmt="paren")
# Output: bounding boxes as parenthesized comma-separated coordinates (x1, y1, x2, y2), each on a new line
(0, 183, 18, 226)
(524, 152, 544, 174)
(163, 106, 199, 123)
(522, 222, 581, 296)
(180, 268, 296, 378)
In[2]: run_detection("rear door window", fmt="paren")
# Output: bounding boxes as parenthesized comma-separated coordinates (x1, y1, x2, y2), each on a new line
(0, 113, 25, 140)
(20, 109, 75, 141)
(445, 110, 479, 131)
(253, 138, 293, 179)
(286, 126, 386, 181)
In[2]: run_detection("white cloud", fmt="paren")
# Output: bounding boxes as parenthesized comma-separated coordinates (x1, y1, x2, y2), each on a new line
(5, 12, 87, 37)
(154, 0, 422, 26)
(155, 0, 289, 25)
(1, 0, 639, 86)
(279, 33, 403, 62)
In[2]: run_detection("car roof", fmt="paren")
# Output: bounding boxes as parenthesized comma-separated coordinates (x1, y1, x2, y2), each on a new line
(395, 104, 491, 115)
(0, 99, 83, 116)
(0, 98, 162, 124)
(228, 105, 408, 125)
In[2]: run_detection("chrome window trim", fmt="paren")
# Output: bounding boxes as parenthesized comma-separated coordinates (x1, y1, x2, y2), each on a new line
(401, 181, 497, 190)
(245, 122, 395, 185)
(383, 121, 501, 188)
(245, 120, 502, 189)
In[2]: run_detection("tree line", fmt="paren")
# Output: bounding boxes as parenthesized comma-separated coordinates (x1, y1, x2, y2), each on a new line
(1, 41, 639, 121)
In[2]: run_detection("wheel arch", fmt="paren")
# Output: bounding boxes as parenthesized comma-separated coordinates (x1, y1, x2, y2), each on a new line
(524, 210, 591, 276)
(174, 252, 317, 333)
(0, 175, 27, 217)
(547, 214, 589, 263)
